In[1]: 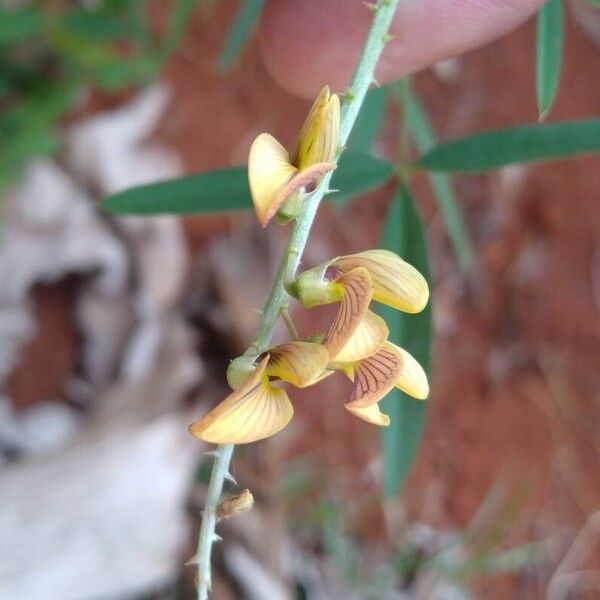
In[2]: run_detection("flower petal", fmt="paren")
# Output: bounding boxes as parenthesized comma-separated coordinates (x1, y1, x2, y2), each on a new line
(278, 161, 336, 204)
(333, 249, 429, 313)
(345, 343, 404, 408)
(248, 133, 298, 226)
(328, 310, 388, 364)
(345, 402, 390, 427)
(388, 343, 429, 400)
(188, 355, 293, 444)
(266, 341, 329, 388)
(295, 85, 340, 170)
(323, 267, 372, 362)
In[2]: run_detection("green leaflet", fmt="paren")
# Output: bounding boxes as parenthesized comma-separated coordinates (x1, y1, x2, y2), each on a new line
(417, 119, 600, 172)
(378, 185, 432, 499)
(102, 151, 394, 215)
(536, 0, 564, 119)
(348, 86, 387, 153)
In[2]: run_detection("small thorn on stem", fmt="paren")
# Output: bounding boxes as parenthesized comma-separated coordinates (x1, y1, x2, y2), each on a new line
(363, 2, 377, 13)
(224, 471, 237, 485)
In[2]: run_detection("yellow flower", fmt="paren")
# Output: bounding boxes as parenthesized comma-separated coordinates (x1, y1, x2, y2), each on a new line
(188, 342, 329, 444)
(248, 86, 340, 226)
(288, 249, 430, 427)
(290, 249, 429, 357)
(333, 332, 429, 428)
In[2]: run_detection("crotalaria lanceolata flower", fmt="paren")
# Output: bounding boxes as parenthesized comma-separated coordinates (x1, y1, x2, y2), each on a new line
(248, 86, 340, 226)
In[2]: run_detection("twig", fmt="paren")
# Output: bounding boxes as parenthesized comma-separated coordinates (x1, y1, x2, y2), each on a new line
(195, 1, 400, 597)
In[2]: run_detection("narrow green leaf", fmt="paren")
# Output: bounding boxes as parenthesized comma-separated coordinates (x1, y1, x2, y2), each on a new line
(348, 86, 387, 152)
(102, 151, 393, 215)
(219, 0, 265, 73)
(102, 166, 249, 215)
(536, 0, 564, 119)
(379, 185, 432, 499)
(404, 87, 473, 274)
(417, 119, 600, 172)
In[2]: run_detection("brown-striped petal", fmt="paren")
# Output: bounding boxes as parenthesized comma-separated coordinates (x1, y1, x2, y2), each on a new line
(266, 341, 329, 388)
(323, 267, 372, 362)
(188, 355, 293, 444)
(333, 249, 429, 313)
(345, 343, 404, 408)
(328, 310, 388, 364)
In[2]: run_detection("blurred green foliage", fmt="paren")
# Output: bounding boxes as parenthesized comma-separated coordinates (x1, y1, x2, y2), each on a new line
(0, 0, 195, 192)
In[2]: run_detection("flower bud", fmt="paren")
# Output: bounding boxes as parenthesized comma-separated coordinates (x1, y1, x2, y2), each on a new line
(226, 355, 257, 390)
(217, 488, 254, 521)
(288, 262, 342, 308)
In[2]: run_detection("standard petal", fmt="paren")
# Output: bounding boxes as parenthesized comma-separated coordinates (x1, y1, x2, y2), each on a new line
(333, 249, 429, 313)
(295, 85, 340, 169)
(328, 310, 388, 364)
(323, 267, 372, 362)
(248, 133, 298, 226)
(345, 402, 390, 427)
(188, 355, 293, 444)
(345, 343, 404, 408)
(388, 343, 429, 400)
(267, 341, 329, 388)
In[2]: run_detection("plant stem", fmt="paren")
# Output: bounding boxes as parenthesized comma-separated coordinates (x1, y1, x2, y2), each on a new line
(280, 308, 300, 341)
(195, 443, 234, 600)
(195, 1, 399, 597)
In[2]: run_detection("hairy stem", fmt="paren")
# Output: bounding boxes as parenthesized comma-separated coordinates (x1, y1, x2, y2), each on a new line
(196, 1, 399, 597)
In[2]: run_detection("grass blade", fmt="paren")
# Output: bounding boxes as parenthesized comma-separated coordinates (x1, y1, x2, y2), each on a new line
(378, 185, 432, 499)
(417, 119, 600, 172)
(536, 0, 564, 119)
(102, 151, 394, 215)
(219, 0, 265, 73)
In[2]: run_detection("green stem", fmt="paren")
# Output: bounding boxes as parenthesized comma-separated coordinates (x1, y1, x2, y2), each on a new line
(196, 443, 234, 600)
(195, 1, 399, 597)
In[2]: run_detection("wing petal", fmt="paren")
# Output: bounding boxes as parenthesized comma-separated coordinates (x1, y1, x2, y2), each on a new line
(248, 133, 297, 226)
(188, 355, 293, 444)
(267, 341, 329, 388)
(329, 310, 388, 364)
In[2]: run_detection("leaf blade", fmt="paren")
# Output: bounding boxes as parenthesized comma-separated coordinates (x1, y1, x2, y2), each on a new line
(101, 151, 394, 215)
(378, 185, 432, 499)
(417, 119, 600, 172)
(348, 86, 387, 153)
(536, 0, 564, 119)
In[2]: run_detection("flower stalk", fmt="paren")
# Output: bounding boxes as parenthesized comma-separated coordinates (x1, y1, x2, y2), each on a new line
(195, 1, 400, 597)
